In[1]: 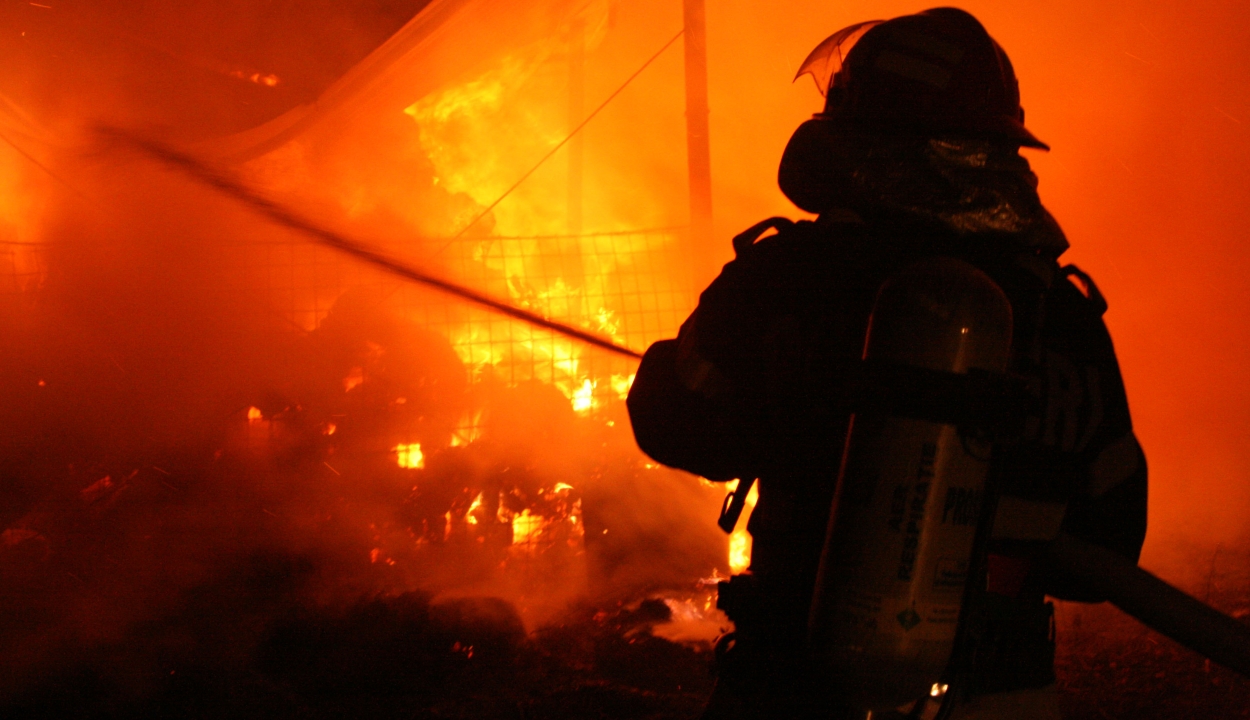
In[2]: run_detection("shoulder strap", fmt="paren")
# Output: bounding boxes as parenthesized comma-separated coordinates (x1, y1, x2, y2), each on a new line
(1060, 264, 1108, 316)
(731, 217, 795, 257)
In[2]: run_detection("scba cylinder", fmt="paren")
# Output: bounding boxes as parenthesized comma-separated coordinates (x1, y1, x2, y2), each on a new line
(808, 257, 1013, 711)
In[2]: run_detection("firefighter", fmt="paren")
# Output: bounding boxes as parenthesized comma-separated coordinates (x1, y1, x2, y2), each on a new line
(627, 8, 1146, 719)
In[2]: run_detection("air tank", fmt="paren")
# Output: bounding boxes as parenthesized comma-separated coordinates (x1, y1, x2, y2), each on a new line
(808, 257, 1013, 712)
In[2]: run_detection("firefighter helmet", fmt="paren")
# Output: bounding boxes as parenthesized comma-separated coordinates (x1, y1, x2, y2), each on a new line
(794, 8, 1046, 149)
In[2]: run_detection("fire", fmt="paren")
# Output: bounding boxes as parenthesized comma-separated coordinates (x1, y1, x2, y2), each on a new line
(343, 367, 364, 392)
(404, 52, 563, 233)
(465, 492, 484, 525)
(394, 443, 424, 469)
(571, 378, 595, 414)
(246, 406, 263, 423)
(511, 509, 544, 546)
(727, 479, 759, 575)
(401, 39, 663, 417)
(229, 69, 281, 87)
(609, 373, 635, 399)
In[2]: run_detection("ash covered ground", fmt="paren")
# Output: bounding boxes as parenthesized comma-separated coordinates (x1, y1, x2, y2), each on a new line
(4, 436, 1249, 720)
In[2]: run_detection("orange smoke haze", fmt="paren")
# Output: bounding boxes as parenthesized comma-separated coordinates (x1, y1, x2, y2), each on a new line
(0, 0, 1246, 692)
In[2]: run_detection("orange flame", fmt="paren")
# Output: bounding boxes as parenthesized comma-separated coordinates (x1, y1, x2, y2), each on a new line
(727, 479, 758, 575)
(394, 443, 424, 469)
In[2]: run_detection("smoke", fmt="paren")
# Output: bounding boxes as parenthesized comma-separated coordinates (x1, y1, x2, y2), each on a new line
(0, 0, 728, 711)
(4, 0, 1248, 712)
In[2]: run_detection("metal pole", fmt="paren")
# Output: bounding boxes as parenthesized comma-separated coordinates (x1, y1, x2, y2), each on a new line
(682, 0, 714, 277)
(567, 17, 585, 237)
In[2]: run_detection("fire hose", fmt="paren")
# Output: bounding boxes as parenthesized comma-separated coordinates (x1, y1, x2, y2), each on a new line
(1046, 531, 1250, 679)
(95, 126, 643, 360)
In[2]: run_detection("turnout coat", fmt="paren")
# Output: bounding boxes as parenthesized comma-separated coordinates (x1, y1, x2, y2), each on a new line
(626, 212, 1147, 695)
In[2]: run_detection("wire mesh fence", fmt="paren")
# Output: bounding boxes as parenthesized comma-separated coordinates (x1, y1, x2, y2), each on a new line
(253, 225, 693, 409)
(0, 223, 694, 428)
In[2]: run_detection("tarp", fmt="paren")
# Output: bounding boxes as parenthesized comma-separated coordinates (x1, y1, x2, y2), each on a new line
(197, 0, 581, 164)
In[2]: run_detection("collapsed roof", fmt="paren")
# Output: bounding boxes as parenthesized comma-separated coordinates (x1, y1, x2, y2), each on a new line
(0, 0, 580, 157)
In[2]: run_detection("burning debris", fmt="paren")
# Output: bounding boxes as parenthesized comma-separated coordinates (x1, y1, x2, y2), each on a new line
(2, 566, 722, 719)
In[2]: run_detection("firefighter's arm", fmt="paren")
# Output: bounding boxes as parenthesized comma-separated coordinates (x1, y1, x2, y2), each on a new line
(626, 337, 764, 481)
(1040, 269, 1148, 601)
(1045, 431, 1148, 601)
(627, 220, 806, 480)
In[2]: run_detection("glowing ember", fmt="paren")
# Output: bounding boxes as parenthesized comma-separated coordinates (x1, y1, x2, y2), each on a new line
(343, 367, 364, 392)
(229, 70, 281, 87)
(571, 378, 595, 414)
(511, 509, 543, 546)
(727, 479, 759, 575)
(246, 406, 263, 423)
(466, 492, 484, 525)
(394, 443, 424, 469)
(450, 411, 484, 447)
(610, 373, 635, 399)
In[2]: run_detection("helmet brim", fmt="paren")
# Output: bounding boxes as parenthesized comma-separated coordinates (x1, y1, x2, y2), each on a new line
(813, 109, 1048, 150)
(778, 116, 1047, 214)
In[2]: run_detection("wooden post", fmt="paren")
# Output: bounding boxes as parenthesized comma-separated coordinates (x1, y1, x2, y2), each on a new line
(682, 0, 714, 277)
(567, 17, 585, 237)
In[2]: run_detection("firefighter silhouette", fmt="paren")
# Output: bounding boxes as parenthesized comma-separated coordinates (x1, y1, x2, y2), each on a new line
(628, 9, 1146, 720)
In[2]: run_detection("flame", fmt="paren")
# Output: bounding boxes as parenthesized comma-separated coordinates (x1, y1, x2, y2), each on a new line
(571, 378, 595, 414)
(727, 479, 759, 575)
(394, 443, 424, 469)
(404, 52, 562, 233)
(229, 69, 280, 87)
(343, 367, 364, 392)
(511, 509, 544, 546)
(465, 492, 483, 525)
(609, 373, 635, 399)
(246, 406, 263, 423)
(403, 43, 655, 417)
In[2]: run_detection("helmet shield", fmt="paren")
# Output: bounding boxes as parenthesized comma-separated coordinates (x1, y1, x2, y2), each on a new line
(794, 20, 884, 97)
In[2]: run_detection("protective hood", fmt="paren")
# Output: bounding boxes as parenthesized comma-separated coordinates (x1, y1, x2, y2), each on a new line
(779, 118, 1068, 254)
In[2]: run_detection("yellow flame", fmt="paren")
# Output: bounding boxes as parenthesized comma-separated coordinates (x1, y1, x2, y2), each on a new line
(400, 43, 673, 419)
(610, 373, 635, 400)
(246, 406, 263, 423)
(727, 480, 759, 575)
(395, 443, 425, 469)
(466, 492, 483, 525)
(404, 52, 563, 234)
(571, 379, 595, 414)
(511, 509, 544, 546)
